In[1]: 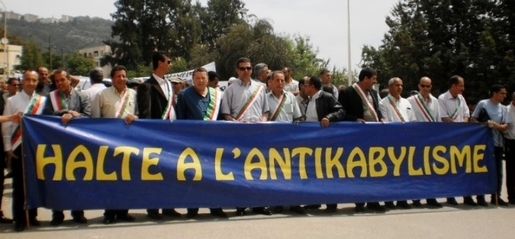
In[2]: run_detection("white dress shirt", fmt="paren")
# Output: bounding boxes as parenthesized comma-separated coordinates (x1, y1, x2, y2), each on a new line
(379, 94, 416, 122)
(407, 94, 440, 122)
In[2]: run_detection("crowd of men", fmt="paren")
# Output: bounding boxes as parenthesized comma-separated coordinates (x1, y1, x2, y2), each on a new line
(0, 53, 514, 232)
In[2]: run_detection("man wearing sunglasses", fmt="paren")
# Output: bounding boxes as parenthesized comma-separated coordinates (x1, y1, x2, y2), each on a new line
(407, 77, 443, 208)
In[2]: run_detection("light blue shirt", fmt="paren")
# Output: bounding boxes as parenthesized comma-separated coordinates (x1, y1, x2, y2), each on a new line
(472, 99, 510, 147)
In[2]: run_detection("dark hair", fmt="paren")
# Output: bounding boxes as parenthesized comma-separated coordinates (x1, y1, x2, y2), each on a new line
(110, 65, 127, 79)
(52, 69, 70, 79)
(322, 85, 333, 94)
(310, 76, 322, 90)
(358, 67, 377, 81)
(448, 75, 462, 88)
(89, 68, 104, 83)
(489, 84, 506, 97)
(152, 51, 169, 70)
(270, 70, 284, 80)
(208, 71, 220, 82)
(192, 67, 208, 77)
(7, 77, 19, 85)
(319, 68, 330, 76)
(298, 78, 305, 90)
(235, 57, 251, 68)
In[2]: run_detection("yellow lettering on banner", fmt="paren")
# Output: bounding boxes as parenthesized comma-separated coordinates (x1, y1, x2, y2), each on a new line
(450, 146, 472, 174)
(177, 147, 202, 181)
(214, 148, 234, 181)
(314, 148, 323, 179)
(423, 146, 432, 175)
(347, 147, 367, 178)
(368, 147, 387, 177)
(388, 147, 405, 176)
(36, 144, 63, 180)
(325, 147, 345, 179)
(244, 148, 268, 180)
(432, 146, 449, 175)
(407, 146, 422, 176)
(65, 145, 94, 181)
(141, 148, 163, 181)
(269, 148, 291, 180)
(96, 146, 117, 181)
(473, 145, 488, 173)
(114, 147, 139, 181)
(292, 147, 313, 179)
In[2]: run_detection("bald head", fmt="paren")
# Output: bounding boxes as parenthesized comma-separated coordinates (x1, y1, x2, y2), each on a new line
(388, 77, 403, 98)
(418, 76, 432, 96)
(22, 70, 39, 95)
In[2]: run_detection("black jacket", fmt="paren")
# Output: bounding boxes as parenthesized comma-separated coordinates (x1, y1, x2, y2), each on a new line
(137, 76, 170, 119)
(314, 91, 346, 122)
(338, 86, 382, 121)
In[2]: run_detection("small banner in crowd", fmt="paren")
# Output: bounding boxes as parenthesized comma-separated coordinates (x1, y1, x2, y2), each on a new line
(22, 116, 496, 210)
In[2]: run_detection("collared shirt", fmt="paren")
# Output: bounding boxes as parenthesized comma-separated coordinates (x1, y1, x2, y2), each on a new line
(2, 90, 42, 151)
(379, 94, 416, 122)
(82, 83, 106, 104)
(221, 78, 269, 120)
(472, 99, 510, 147)
(305, 90, 322, 122)
(296, 94, 308, 116)
(407, 94, 440, 122)
(505, 104, 515, 140)
(284, 79, 299, 93)
(361, 89, 377, 122)
(176, 86, 213, 120)
(91, 86, 137, 118)
(153, 73, 171, 100)
(267, 91, 302, 122)
(438, 91, 469, 122)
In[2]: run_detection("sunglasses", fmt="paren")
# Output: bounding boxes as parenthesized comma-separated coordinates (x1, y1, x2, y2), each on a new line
(419, 84, 431, 88)
(167, 60, 171, 64)
(238, 67, 252, 71)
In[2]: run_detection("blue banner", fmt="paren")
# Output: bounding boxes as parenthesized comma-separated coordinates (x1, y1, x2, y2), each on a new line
(22, 116, 496, 210)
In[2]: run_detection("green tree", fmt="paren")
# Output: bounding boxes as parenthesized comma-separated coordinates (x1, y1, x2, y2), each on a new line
(65, 53, 96, 76)
(17, 39, 44, 70)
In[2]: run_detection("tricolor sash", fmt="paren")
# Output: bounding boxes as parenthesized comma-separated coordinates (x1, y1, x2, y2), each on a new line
(270, 92, 287, 121)
(204, 87, 221, 121)
(413, 94, 435, 122)
(115, 89, 131, 119)
(49, 90, 68, 111)
(162, 81, 175, 120)
(12, 94, 46, 150)
(235, 84, 263, 121)
(352, 83, 379, 121)
(388, 95, 405, 122)
(450, 96, 461, 120)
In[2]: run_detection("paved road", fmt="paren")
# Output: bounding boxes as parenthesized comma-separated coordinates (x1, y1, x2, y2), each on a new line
(1, 179, 514, 238)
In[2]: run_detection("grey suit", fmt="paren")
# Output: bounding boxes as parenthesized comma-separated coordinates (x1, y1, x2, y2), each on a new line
(43, 89, 91, 117)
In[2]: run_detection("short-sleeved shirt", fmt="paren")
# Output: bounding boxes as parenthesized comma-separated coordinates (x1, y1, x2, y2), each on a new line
(438, 91, 469, 122)
(91, 86, 137, 118)
(407, 94, 440, 122)
(472, 99, 510, 147)
(221, 79, 269, 121)
(283, 79, 299, 93)
(379, 94, 416, 122)
(267, 91, 302, 122)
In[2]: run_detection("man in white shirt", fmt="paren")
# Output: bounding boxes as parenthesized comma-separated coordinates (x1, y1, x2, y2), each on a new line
(379, 77, 415, 209)
(82, 68, 106, 104)
(437, 75, 470, 206)
(407, 77, 442, 208)
(267, 71, 302, 122)
(282, 67, 299, 96)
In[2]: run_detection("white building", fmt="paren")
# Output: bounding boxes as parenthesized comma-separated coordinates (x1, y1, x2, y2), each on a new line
(0, 44, 22, 79)
(23, 14, 38, 22)
(78, 45, 112, 78)
(40, 17, 58, 24)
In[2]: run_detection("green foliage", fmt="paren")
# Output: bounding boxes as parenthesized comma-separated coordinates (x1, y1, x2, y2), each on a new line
(65, 53, 96, 76)
(17, 39, 44, 71)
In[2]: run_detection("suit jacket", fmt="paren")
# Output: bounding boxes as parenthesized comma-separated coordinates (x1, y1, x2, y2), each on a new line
(137, 76, 170, 119)
(314, 91, 346, 122)
(338, 86, 382, 121)
(43, 89, 91, 117)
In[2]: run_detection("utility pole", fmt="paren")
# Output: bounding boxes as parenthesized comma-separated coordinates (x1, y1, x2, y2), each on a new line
(347, 0, 353, 86)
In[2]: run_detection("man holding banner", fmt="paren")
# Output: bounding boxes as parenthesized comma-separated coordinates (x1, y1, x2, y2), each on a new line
(137, 51, 181, 220)
(407, 76, 443, 208)
(222, 57, 271, 216)
(2, 70, 46, 231)
(43, 69, 91, 225)
(91, 65, 138, 224)
(175, 67, 227, 218)
(266, 71, 302, 123)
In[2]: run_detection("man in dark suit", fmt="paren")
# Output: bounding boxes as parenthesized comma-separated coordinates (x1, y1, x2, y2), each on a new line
(338, 67, 386, 213)
(43, 69, 91, 225)
(137, 51, 181, 219)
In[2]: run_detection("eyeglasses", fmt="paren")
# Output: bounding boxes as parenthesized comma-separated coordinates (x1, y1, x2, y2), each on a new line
(419, 84, 431, 88)
(238, 67, 252, 71)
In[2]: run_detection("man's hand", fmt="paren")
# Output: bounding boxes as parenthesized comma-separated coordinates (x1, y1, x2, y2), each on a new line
(62, 113, 73, 124)
(9, 112, 23, 124)
(357, 118, 366, 123)
(124, 114, 138, 124)
(321, 117, 330, 127)
(67, 110, 81, 117)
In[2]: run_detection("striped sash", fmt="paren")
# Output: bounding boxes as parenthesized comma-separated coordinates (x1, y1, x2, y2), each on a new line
(235, 84, 263, 121)
(270, 92, 287, 121)
(115, 89, 131, 119)
(412, 94, 435, 122)
(388, 95, 405, 122)
(352, 83, 379, 121)
(12, 94, 47, 150)
(204, 87, 221, 121)
(49, 90, 67, 111)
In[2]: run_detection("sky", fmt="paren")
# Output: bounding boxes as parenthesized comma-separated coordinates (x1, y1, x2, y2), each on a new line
(6, 0, 399, 73)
